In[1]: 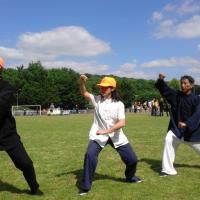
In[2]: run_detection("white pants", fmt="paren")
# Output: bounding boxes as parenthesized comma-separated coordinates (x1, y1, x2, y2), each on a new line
(162, 130, 200, 175)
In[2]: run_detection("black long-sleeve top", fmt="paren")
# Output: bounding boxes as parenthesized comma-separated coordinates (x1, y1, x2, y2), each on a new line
(155, 78, 200, 142)
(0, 78, 21, 150)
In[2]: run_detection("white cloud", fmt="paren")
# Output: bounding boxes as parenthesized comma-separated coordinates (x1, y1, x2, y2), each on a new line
(186, 66, 200, 83)
(141, 57, 200, 68)
(186, 66, 200, 73)
(175, 15, 200, 38)
(198, 44, 200, 51)
(153, 20, 175, 38)
(154, 15, 200, 39)
(152, 11, 163, 21)
(163, 0, 200, 15)
(17, 26, 111, 57)
(111, 62, 150, 79)
(163, 3, 175, 12)
(0, 26, 111, 63)
(42, 60, 109, 74)
(119, 62, 136, 72)
(0, 26, 112, 72)
(151, 1, 200, 39)
(176, 0, 200, 15)
(0, 47, 24, 60)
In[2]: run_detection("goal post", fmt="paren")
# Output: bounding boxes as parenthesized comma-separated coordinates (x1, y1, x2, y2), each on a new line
(12, 105, 42, 116)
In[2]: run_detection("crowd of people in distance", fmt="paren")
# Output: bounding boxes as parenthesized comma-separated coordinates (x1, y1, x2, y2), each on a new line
(131, 98, 169, 116)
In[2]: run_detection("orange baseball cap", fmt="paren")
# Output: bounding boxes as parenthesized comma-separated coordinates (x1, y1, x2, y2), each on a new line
(0, 57, 4, 69)
(96, 77, 117, 88)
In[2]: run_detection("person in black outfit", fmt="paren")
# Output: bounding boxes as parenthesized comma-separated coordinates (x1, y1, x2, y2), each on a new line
(155, 73, 200, 176)
(0, 57, 43, 195)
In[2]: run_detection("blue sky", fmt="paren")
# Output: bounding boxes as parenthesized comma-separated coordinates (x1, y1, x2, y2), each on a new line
(1, 0, 200, 82)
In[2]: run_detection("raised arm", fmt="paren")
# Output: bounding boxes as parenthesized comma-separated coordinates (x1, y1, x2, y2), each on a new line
(155, 73, 177, 108)
(80, 74, 91, 101)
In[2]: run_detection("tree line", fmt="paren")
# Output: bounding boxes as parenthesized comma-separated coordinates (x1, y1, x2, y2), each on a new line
(2, 61, 200, 109)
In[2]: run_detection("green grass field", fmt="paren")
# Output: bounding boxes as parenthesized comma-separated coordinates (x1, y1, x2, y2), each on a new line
(0, 114, 199, 200)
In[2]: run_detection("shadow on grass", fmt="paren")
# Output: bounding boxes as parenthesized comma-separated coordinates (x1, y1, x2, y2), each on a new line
(140, 158, 200, 174)
(56, 169, 125, 190)
(139, 158, 162, 173)
(0, 179, 29, 194)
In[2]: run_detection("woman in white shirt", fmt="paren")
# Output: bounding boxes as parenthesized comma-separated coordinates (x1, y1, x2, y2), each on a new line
(79, 75, 142, 195)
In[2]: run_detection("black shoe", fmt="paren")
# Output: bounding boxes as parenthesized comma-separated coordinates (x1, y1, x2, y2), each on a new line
(30, 188, 44, 196)
(159, 172, 170, 177)
(78, 189, 89, 196)
(126, 176, 143, 183)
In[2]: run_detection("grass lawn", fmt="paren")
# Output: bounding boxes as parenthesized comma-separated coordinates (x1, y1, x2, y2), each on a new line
(0, 113, 199, 200)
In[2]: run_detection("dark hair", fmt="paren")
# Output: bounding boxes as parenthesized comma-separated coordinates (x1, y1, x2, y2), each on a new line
(180, 75, 195, 84)
(100, 86, 122, 101)
(111, 88, 122, 101)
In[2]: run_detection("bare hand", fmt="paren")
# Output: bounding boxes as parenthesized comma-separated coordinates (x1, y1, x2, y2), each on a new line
(80, 74, 88, 82)
(178, 122, 186, 129)
(159, 73, 166, 80)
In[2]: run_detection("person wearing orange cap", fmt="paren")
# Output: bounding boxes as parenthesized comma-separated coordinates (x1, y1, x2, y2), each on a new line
(79, 74, 142, 195)
(0, 57, 43, 195)
(0, 57, 4, 70)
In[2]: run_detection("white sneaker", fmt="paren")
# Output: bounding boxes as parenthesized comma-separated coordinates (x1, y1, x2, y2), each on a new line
(78, 190, 89, 196)
(159, 172, 170, 177)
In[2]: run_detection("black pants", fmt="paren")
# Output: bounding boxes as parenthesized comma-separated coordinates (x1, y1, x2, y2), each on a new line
(6, 143, 39, 191)
(82, 139, 138, 191)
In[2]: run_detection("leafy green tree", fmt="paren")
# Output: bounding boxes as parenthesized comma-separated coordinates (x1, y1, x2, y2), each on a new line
(169, 78, 180, 90)
(2, 61, 199, 109)
(118, 78, 134, 107)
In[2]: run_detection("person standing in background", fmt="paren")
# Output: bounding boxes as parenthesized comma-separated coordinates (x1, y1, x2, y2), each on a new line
(159, 98, 164, 116)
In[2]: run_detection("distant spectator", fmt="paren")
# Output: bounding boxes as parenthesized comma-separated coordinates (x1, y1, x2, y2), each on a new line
(131, 103, 134, 112)
(134, 102, 138, 113)
(49, 103, 55, 113)
(147, 100, 152, 113)
(151, 98, 158, 116)
(23, 108, 26, 116)
(159, 98, 164, 116)
(163, 100, 169, 117)
(75, 104, 79, 113)
(143, 101, 148, 112)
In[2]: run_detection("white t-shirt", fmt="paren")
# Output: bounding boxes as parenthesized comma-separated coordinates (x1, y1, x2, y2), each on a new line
(89, 94, 129, 148)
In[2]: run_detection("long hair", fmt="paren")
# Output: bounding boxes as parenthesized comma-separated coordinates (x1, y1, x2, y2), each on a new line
(111, 88, 122, 101)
